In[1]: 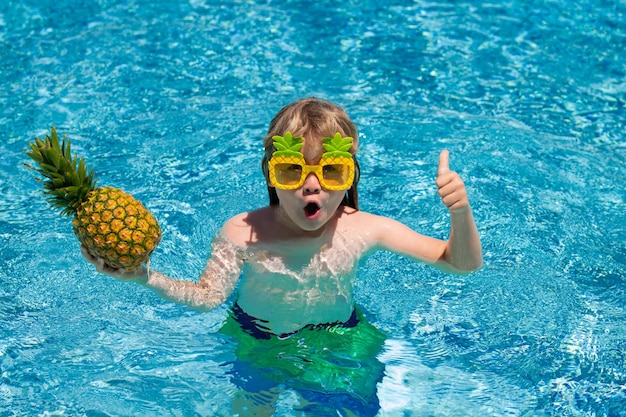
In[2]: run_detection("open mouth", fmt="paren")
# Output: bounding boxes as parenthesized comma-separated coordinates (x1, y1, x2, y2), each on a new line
(303, 202, 321, 219)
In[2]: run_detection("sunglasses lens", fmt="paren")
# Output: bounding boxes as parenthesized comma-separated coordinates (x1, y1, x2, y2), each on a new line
(322, 164, 351, 187)
(274, 163, 303, 186)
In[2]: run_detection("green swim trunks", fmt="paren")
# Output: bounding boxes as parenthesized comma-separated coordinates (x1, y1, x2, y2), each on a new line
(220, 303, 386, 401)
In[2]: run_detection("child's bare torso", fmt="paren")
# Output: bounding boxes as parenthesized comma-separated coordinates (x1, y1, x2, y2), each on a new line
(235, 228, 365, 335)
(216, 205, 371, 334)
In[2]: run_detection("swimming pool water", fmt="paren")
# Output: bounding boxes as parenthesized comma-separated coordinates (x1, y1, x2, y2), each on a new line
(1, 0, 625, 415)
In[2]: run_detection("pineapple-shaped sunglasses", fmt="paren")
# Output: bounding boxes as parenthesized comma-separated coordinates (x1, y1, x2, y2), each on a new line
(25, 128, 162, 272)
(268, 132, 355, 191)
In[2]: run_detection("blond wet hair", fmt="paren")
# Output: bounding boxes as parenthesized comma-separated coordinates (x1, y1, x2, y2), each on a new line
(261, 98, 361, 209)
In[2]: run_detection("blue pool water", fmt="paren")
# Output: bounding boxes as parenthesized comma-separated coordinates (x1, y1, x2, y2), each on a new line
(1, 0, 625, 415)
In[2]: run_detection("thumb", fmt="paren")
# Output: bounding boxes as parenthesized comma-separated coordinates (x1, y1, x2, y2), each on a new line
(437, 150, 450, 177)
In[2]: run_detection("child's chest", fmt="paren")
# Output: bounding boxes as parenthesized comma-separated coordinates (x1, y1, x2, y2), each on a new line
(245, 228, 366, 279)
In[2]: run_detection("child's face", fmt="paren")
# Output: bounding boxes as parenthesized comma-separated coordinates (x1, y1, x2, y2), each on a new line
(274, 139, 347, 232)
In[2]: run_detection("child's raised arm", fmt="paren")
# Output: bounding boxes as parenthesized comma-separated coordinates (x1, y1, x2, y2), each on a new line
(434, 150, 483, 272)
(365, 150, 482, 273)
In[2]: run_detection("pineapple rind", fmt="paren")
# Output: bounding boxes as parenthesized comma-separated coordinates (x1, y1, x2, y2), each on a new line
(73, 187, 161, 271)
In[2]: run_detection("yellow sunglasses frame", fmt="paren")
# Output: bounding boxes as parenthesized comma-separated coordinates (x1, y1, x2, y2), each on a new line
(268, 155, 355, 191)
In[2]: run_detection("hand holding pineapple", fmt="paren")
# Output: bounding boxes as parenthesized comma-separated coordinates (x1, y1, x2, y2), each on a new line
(26, 127, 162, 273)
(81, 245, 148, 281)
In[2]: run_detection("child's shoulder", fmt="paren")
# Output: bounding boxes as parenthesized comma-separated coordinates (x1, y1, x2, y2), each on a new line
(337, 207, 408, 240)
(337, 206, 384, 225)
(336, 207, 382, 238)
(220, 206, 275, 247)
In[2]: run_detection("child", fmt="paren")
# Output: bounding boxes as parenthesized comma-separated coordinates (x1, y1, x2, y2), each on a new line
(83, 97, 482, 411)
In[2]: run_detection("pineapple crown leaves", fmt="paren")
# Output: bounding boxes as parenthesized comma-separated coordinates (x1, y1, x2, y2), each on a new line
(24, 127, 97, 216)
(271, 132, 304, 158)
(321, 132, 354, 159)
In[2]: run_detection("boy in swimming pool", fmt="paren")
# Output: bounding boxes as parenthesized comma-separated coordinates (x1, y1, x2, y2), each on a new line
(83, 97, 482, 410)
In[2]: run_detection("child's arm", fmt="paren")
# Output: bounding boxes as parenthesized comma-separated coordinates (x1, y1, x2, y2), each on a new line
(368, 150, 482, 273)
(82, 235, 243, 311)
(434, 150, 483, 272)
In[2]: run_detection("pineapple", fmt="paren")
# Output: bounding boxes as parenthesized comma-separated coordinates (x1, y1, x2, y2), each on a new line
(25, 127, 161, 271)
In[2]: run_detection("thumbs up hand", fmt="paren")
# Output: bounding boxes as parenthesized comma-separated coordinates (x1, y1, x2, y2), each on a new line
(436, 150, 469, 213)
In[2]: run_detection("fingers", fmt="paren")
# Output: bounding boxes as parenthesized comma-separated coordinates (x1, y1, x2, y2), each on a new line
(438, 180, 468, 211)
(435, 150, 469, 212)
(81, 245, 147, 280)
(81, 245, 97, 264)
(436, 150, 453, 189)
(437, 150, 450, 177)
(81, 245, 106, 270)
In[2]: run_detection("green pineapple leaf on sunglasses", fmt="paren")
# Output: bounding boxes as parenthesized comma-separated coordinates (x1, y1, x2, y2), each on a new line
(322, 133, 353, 159)
(272, 132, 304, 158)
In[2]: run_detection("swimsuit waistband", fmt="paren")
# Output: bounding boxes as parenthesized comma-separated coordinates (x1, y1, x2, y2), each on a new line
(230, 302, 359, 340)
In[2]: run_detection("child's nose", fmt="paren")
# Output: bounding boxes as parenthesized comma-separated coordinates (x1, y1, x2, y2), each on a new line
(303, 172, 321, 193)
